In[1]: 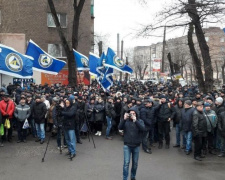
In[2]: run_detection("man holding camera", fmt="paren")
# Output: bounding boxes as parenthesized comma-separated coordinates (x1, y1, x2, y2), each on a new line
(119, 107, 145, 180)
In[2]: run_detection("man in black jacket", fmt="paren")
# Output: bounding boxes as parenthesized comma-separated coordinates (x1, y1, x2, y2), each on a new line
(140, 99, 155, 154)
(119, 107, 145, 180)
(192, 102, 207, 161)
(156, 95, 175, 149)
(33, 96, 47, 144)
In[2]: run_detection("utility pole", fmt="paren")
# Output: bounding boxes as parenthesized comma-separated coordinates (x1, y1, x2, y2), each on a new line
(125, 56, 129, 81)
(149, 46, 152, 79)
(161, 26, 166, 73)
(117, 33, 120, 81)
(98, 41, 103, 57)
(120, 40, 124, 81)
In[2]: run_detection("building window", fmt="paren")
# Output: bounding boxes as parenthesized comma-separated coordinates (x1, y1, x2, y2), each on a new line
(205, 37, 209, 42)
(221, 37, 225, 43)
(48, 44, 65, 58)
(47, 13, 67, 28)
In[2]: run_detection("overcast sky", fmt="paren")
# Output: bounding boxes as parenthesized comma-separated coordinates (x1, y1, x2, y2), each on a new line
(94, 0, 224, 53)
(94, 0, 183, 52)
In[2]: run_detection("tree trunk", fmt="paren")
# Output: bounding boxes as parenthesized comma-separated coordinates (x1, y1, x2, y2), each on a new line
(98, 41, 103, 56)
(125, 57, 129, 81)
(185, 66, 188, 82)
(193, 66, 196, 81)
(187, 22, 206, 92)
(142, 65, 148, 80)
(167, 53, 174, 75)
(222, 63, 225, 84)
(189, 66, 193, 84)
(186, 0, 213, 92)
(48, 0, 78, 87)
(215, 61, 219, 86)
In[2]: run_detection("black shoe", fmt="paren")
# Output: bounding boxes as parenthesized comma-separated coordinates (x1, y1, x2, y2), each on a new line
(150, 144, 156, 147)
(66, 152, 71, 156)
(131, 178, 136, 180)
(68, 154, 76, 159)
(181, 145, 186, 149)
(199, 154, 205, 158)
(173, 144, 180, 148)
(144, 149, 152, 154)
(77, 140, 82, 144)
(8, 139, 12, 143)
(40, 139, 44, 144)
(194, 156, 202, 161)
(165, 144, 170, 149)
(158, 144, 163, 149)
(35, 139, 41, 142)
(23, 140, 27, 143)
(209, 150, 217, 155)
(17, 140, 21, 143)
(186, 151, 191, 155)
(218, 153, 225, 157)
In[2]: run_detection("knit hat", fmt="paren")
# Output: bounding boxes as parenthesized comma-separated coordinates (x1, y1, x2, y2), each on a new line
(159, 95, 167, 99)
(184, 100, 192, 106)
(204, 102, 211, 107)
(35, 96, 41, 100)
(216, 97, 223, 104)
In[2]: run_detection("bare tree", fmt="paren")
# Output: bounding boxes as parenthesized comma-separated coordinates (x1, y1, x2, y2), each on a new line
(48, 0, 86, 87)
(138, 0, 225, 92)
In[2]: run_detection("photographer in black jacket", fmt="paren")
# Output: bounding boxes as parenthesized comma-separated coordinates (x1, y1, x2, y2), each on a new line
(119, 107, 145, 180)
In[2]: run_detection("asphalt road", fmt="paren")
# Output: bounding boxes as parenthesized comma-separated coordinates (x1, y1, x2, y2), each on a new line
(0, 129, 225, 180)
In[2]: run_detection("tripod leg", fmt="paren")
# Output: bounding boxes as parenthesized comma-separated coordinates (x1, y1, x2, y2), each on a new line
(85, 117, 96, 149)
(42, 135, 51, 162)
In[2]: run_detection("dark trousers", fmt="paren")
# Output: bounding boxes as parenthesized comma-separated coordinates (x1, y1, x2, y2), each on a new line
(158, 121, 170, 145)
(75, 122, 81, 141)
(1, 118, 13, 142)
(142, 130, 151, 150)
(194, 136, 206, 157)
(17, 121, 27, 141)
(205, 132, 214, 151)
(95, 121, 103, 132)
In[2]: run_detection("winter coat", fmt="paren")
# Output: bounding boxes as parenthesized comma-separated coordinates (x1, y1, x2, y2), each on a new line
(33, 102, 47, 124)
(61, 104, 76, 130)
(0, 99, 15, 119)
(174, 105, 183, 124)
(140, 106, 156, 131)
(156, 102, 175, 122)
(75, 101, 85, 122)
(118, 107, 145, 147)
(204, 110, 217, 133)
(14, 103, 31, 122)
(114, 101, 122, 117)
(48, 104, 55, 124)
(218, 111, 225, 137)
(26, 100, 35, 121)
(215, 104, 225, 116)
(94, 101, 105, 122)
(180, 107, 195, 132)
(192, 110, 207, 137)
(86, 103, 95, 122)
(105, 102, 116, 118)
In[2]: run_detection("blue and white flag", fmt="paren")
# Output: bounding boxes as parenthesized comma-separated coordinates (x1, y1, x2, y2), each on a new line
(105, 47, 133, 74)
(0, 44, 33, 78)
(97, 52, 106, 79)
(100, 67, 114, 91)
(89, 52, 100, 77)
(26, 40, 66, 75)
(73, 50, 89, 71)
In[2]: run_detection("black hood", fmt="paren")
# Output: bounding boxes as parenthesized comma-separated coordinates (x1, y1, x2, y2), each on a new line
(127, 107, 139, 119)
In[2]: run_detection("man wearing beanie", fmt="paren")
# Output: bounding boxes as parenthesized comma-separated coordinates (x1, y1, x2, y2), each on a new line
(156, 95, 175, 149)
(215, 97, 225, 116)
(192, 102, 207, 161)
(203, 103, 217, 155)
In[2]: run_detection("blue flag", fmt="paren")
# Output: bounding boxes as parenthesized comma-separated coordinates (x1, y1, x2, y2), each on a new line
(0, 44, 33, 78)
(100, 67, 114, 91)
(105, 47, 133, 74)
(97, 52, 106, 80)
(26, 40, 66, 75)
(223, 28, 225, 34)
(73, 50, 89, 71)
(89, 52, 100, 77)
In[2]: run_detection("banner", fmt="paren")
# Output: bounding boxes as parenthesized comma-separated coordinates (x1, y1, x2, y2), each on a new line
(41, 70, 68, 85)
(73, 50, 89, 71)
(152, 59, 161, 72)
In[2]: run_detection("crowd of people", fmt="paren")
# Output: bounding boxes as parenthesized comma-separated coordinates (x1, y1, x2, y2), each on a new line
(0, 80, 225, 165)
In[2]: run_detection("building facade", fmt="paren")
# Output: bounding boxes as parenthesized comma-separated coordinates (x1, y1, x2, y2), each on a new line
(0, 0, 94, 85)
